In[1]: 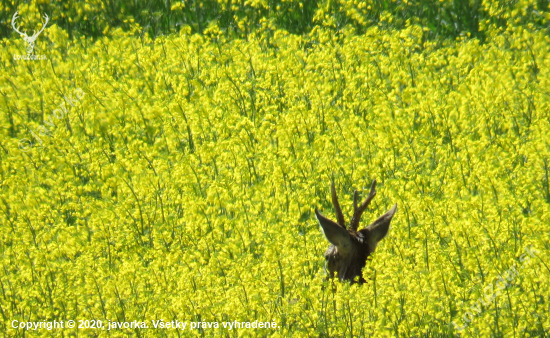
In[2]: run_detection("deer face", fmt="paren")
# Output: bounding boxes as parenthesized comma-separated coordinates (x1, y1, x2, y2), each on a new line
(315, 180, 396, 283)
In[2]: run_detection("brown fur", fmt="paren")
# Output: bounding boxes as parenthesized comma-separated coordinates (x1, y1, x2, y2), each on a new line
(315, 180, 397, 283)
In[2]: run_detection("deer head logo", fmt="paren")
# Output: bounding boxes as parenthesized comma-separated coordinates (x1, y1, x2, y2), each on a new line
(315, 179, 397, 283)
(12, 11, 49, 55)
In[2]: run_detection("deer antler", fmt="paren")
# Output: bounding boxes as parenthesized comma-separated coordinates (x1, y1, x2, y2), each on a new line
(11, 11, 28, 37)
(349, 179, 377, 231)
(31, 13, 49, 39)
(331, 179, 346, 228)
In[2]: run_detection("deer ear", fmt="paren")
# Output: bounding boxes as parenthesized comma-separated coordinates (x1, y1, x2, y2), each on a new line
(360, 204, 397, 250)
(315, 208, 351, 248)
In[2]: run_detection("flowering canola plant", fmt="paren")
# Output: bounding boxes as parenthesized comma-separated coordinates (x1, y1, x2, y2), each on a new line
(0, 20, 549, 337)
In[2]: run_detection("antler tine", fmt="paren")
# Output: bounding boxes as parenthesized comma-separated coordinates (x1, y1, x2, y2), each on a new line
(330, 179, 346, 228)
(349, 179, 377, 231)
(11, 11, 27, 36)
(32, 13, 49, 38)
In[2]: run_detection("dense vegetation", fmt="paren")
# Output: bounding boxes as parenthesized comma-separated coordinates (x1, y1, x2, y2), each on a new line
(1, 0, 549, 40)
(1, 0, 549, 337)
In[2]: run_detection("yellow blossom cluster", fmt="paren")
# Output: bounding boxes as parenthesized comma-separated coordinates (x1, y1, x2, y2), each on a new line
(1, 20, 549, 337)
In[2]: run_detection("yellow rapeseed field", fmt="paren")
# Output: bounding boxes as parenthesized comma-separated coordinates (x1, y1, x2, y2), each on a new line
(1, 10, 549, 338)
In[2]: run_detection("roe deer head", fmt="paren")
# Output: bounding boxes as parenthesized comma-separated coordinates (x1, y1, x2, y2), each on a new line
(315, 179, 397, 283)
